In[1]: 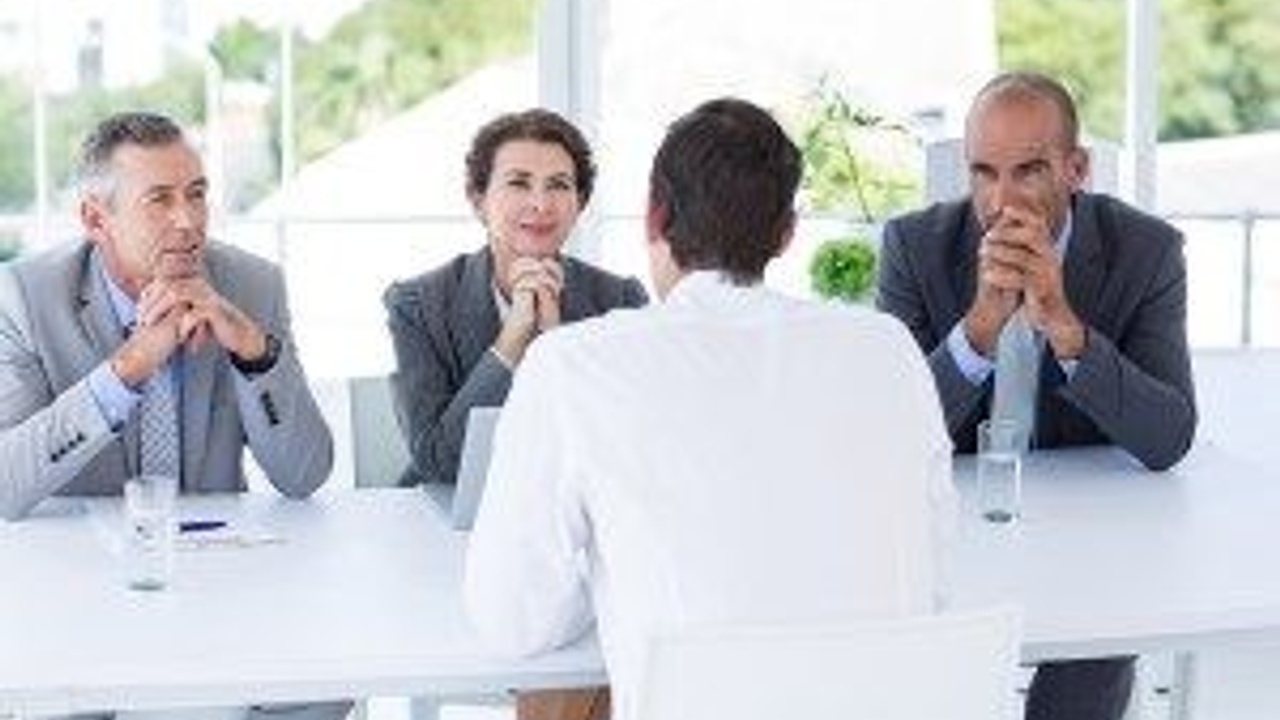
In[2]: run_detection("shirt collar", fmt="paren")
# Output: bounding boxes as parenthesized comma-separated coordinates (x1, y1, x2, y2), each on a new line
(490, 279, 511, 322)
(1054, 206, 1074, 258)
(664, 270, 764, 308)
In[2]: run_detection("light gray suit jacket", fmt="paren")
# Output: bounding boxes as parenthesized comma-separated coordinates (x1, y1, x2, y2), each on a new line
(0, 241, 333, 520)
(877, 192, 1197, 470)
(384, 247, 647, 487)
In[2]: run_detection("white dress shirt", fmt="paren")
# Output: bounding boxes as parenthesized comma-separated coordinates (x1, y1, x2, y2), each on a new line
(465, 271, 955, 720)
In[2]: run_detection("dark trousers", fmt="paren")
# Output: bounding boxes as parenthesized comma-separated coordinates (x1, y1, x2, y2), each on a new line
(1026, 657, 1135, 720)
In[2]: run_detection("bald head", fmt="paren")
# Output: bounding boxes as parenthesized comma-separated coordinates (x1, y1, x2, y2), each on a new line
(967, 71, 1080, 153)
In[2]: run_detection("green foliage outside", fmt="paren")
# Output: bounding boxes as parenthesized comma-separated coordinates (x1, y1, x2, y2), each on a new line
(211, 0, 536, 166)
(1, 0, 1276, 214)
(0, 0, 532, 212)
(210, 19, 278, 82)
(998, 0, 1280, 141)
(0, 80, 35, 212)
(0, 61, 204, 213)
(295, 0, 534, 162)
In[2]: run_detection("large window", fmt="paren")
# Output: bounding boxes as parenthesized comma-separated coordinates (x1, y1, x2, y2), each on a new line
(582, 0, 997, 297)
(0, 0, 538, 377)
(2, 0, 1276, 376)
(573, 0, 1279, 348)
(995, 0, 1280, 347)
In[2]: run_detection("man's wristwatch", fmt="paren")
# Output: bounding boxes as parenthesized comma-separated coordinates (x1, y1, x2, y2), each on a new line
(231, 332, 281, 376)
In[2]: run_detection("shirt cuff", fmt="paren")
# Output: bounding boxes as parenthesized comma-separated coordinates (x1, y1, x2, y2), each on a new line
(946, 322, 994, 386)
(488, 345, 516, 371)
(87, 361, 142, 431)
(1058, 357, 1079, 379)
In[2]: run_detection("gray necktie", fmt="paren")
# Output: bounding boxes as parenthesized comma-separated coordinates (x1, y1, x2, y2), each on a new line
(139, 366, 181, 481)
(990, 309, 1039, 451)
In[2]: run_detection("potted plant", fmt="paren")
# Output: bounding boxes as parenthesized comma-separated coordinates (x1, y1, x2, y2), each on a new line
(809, 236, 877, 303)
(795, 81, 920, 302)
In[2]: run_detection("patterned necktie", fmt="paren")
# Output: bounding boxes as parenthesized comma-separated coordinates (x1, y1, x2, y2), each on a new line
(139, 366, 181, 481)
(990, 309, 1039, 451)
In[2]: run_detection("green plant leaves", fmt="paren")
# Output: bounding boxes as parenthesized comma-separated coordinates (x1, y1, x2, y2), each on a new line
(809, 236, 877, 303)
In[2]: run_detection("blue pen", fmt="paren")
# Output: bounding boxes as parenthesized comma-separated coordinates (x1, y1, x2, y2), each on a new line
(179, 520, 228, 533)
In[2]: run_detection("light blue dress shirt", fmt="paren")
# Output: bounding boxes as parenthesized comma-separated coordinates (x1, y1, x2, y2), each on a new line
(85, 254, 179, 430)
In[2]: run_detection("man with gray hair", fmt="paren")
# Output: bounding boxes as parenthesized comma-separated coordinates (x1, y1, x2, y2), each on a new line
(0, 110, 332, 520)
(0, 111, 340, 717)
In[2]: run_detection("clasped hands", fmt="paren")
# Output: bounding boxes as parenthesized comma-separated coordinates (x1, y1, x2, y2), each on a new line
(111, 275, 266, 388)
(963, 205, 1086, 360)
(493, 256, 564, 366)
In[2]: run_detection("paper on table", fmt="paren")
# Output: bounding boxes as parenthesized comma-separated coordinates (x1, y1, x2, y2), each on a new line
(175, 525, 286, 551)
(85, 503, 286, 552)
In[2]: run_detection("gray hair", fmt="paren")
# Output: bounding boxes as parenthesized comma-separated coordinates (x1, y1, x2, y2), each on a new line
(76, 111, 187, 201)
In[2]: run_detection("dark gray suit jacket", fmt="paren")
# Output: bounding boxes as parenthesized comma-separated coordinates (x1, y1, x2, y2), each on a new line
(0, 241, 333, 520)
(384, 247, 647, 487)
(877, 192, 1196, 470)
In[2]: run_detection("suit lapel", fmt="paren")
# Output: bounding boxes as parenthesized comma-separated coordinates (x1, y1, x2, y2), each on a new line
(455, 249, 501, 371)
(955, 212, 982, 322)
(1063, 194, 1105, 327)
(77, 249, 141, 475)
(77, 250, 127, 366)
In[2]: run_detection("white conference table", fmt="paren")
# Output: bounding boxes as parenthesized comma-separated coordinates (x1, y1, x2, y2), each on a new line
(950, 347, 1280, 664)
(950, 441, 1280, 663)
(5, 441, 1280, 717)
(2, 349, 1277, 717)
(0, 489, 605, 716)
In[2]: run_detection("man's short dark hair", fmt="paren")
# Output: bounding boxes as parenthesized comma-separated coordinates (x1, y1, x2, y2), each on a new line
(76, 111, 187, 200)
(649, 97, 801, 284)
(465, 108, 596, 207)
(971, 71, 1081, 149)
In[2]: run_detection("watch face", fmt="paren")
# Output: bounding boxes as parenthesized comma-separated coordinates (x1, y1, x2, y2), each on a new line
(259, 333, 281, 366)
(234, 333, 280, 375)
(265, 333, 281, 360)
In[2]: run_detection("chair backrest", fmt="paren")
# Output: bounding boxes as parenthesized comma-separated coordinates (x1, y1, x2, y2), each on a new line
(637, 607, 1021, 720)
(347, 375, 411, 488)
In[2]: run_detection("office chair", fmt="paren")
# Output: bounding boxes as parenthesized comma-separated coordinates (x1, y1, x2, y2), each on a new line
(347, 375, 411, 488)
(637, 607, 1022, 720)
